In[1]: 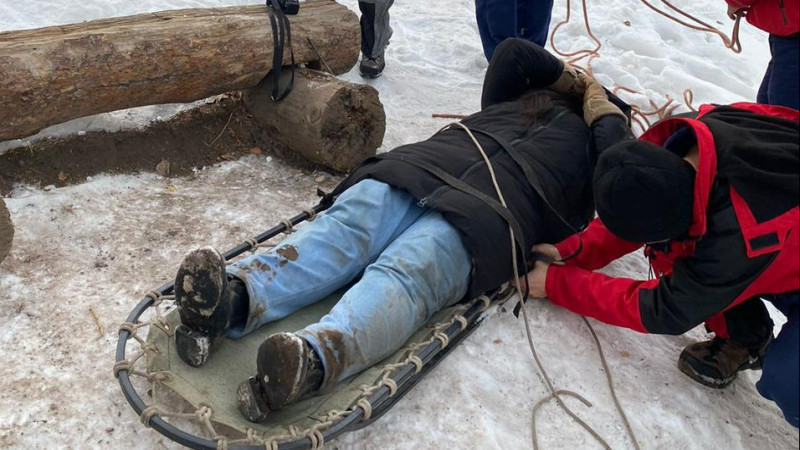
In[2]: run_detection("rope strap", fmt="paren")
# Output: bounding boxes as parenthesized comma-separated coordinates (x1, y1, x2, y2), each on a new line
(357, 398, 373, 420)
(140, 405, 160, 427)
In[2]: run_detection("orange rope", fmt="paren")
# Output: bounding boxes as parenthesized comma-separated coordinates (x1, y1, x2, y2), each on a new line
(642, 0, 744, 53)
(432, 113, 470, 120)
(549, 0, 602, 71)
(550, 0, 742, 133)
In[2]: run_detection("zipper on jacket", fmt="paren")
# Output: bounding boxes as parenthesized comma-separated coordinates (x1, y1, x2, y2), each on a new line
(418, 185, 447, 207)
(779, 0, 789, 25)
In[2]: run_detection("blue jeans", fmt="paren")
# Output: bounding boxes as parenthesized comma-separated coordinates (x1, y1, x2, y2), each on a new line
(227, 180, 472, 388)
(757, 34, 800, 110)
(475, 0, 555, 61)
(757, 292, 799, 428)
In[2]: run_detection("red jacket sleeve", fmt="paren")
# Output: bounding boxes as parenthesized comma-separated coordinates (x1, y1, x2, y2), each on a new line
(545, 227, 779, 335)
(545, 265, 653, 333)
(554, 218, 643, 271)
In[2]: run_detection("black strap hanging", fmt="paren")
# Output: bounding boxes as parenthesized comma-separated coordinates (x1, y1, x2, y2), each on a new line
(266, 0, 297, 101)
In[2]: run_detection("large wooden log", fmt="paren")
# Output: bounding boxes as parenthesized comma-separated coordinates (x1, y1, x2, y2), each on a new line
(0, 0, 360, 142)
(0, 198, 12, 264)
(245, 70, 385, 172)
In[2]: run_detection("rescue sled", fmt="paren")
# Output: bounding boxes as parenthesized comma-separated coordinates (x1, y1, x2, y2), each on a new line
(114, 198, 511, 449)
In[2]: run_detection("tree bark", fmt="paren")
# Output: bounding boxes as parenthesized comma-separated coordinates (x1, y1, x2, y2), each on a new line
(0, 198, 12, 264)
(0, 0, 360, 142)
(244, 70, 385, 173)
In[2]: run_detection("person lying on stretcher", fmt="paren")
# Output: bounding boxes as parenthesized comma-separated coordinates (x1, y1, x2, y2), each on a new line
(171, 38, 631, 422)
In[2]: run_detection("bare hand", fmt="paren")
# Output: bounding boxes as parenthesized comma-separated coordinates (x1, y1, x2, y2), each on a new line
(531, 244, 562, 264)
(520, 261, 550, 299)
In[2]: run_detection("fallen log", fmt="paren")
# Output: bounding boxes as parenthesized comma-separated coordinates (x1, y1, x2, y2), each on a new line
(0, 0, 360, 142)
(245, 70, 385, 172)
(0, 198, 12, 264)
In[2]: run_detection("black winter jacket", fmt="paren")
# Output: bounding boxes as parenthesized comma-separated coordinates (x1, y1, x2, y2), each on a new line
(334, 99, 596, 298)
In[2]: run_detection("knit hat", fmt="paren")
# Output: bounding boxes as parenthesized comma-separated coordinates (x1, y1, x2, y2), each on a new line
(594, 140, 696, 243)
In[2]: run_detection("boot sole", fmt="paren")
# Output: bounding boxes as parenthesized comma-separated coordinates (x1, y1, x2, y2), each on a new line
(359, 70, 383, 79)
(256, 333, 310, 410)
(174, 247, 229, 366)
(237, 376, 271, 423)
(677, 357, 761, 389)
(175, 324, 213, 368)
(677, 357, 736, 389)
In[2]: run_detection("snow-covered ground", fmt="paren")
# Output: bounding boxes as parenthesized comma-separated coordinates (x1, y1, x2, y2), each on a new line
(1, 0, 798, 449)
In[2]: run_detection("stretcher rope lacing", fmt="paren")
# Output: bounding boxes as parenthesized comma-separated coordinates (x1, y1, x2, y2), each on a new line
(382, 377, 398, 396)
(434, 331, 450, 348)
(478, 295, 492, 311)
(408, 355, 423, 374)
(453, 314, 468, 331)
(140, 405, 160, 427)
(309, 427, 325, 449)
(357, 398, 373, 420)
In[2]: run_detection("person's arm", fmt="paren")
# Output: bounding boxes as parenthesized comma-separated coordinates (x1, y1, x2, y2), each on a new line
(591, 115, 634, 154)
(480, 39, 567, 109)
(554, 218, 643, 270)
(545, 229, 776, 334)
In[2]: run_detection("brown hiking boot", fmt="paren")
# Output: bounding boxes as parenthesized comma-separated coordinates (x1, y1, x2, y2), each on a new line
(236, 332, 324, 422)
(677, 336, 771, 389)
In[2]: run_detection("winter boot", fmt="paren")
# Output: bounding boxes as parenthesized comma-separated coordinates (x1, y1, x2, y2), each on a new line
(174, 247, 248, 367)
(236, 332, 324, 422)
(359, 55, 386, 79)
(677, 335, 772, 388)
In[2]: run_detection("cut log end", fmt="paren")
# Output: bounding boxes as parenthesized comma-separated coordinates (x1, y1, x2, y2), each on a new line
(244, 70, 386, 173)
(0, 198, 13, 264)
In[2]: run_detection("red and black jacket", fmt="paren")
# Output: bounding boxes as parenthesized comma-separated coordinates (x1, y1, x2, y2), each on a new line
(725, 0, 799, 36)
(545, 103, 799, 336)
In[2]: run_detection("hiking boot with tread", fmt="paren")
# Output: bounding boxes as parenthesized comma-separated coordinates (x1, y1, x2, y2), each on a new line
(677, 335, 772, 389)
(237, 332, 324, 422)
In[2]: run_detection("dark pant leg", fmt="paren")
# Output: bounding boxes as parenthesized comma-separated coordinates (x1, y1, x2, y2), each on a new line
(359, 0, 393, 59)
(757, 292, 799, 428)
(475, 0, 516, 61)
(359, 2, 376, 57)
(757, 58, 773, 104)
(705, 297, 774, 349)
(517, 0, 555, 48)
(480, 38, 563, 109)
(764, 34, 800, 109)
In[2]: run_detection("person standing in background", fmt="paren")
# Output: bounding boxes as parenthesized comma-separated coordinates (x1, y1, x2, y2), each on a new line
(726, 0, 799, 109)
(358, 0, 394, 78)
(475, 0, 555, 61)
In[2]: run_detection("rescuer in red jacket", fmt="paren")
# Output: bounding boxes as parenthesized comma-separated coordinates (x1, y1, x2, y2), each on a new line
(726, 0, 799, 108)
(525, 97, 799, 427)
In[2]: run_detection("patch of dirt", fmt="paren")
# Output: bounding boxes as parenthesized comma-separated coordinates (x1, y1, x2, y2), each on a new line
(0, 197, 12, 263)
(0, 95, 324, 195)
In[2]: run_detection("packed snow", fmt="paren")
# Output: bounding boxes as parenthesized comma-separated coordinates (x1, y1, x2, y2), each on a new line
(0, 0, 797, 449)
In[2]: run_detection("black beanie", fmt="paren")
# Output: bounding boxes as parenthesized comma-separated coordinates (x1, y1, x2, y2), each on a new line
(594, 140, 696, 243)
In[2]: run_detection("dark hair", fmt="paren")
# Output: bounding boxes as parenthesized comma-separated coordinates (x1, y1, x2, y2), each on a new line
(519, 88, 583, 128)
